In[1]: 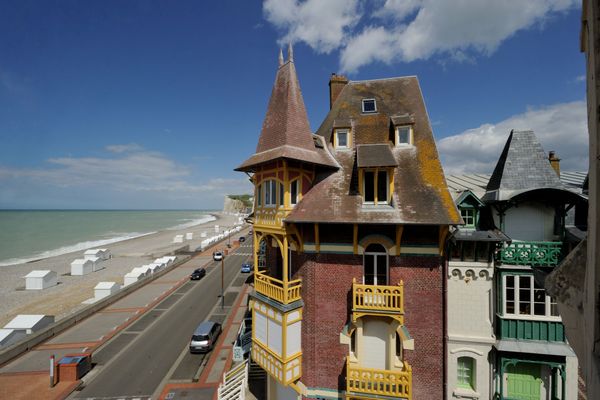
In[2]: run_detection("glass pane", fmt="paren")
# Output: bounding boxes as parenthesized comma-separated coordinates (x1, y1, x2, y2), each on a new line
(376, 254, 387, 285)
(362, 99, 376, 112)
(279, 183, 284, 206)
(377, 171, 387, 203)
(291, 180, 298, 205)
(257, 185, 262, 206)
(550, 297, 559, 316)
(533, 286, 546, 316)
(463, 242, 475, 261)
(398, 127, 410, 144)
(337, 131, 347, 147)
(364, 254, 375, 285)
(506, 276, 515, 314)
(270, 181, 277, 205)
(265, 182, 271, 205)
(364, 171, 375, 202)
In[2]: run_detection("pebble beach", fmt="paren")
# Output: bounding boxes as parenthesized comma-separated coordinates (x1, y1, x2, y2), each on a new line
(0, 212, 242, 328)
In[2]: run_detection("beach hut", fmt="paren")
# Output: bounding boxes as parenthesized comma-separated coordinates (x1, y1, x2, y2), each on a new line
(98, 248, 111, 260)
(200, 231, 207, 238)
(4, 315, 55, 334)
(24, 270, 57, 290)
(214, 225, 219, 233)
(186, 232, 193, 240)
(94, 282, 119, 300)
(0, 329, 26, 347)
(173, 234, 184, 243)
(83, 249, 103, 260)
(71, 259, 94, 276)
(123, 269, 144, 286)
(86, 256, 104, 272)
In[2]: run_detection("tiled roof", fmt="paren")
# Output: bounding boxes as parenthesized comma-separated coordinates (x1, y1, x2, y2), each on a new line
(356, 144, 397, 168)
(484, 130, 566, 201)
(286, 76, 461, 225)
(236, 56, 338, 171)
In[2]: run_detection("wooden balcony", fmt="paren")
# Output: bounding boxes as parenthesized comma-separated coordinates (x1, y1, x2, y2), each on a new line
(254, 208, 288, 233)
(252, 340, 302, 385)
(498, 241, 563, 267)
(254, 272, 302, 305)
(346, 359, 412, 399)
(352, 279, 404, 323)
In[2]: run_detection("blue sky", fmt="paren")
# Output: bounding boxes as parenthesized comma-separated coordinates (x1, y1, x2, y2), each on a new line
(0, 0, 586, 209)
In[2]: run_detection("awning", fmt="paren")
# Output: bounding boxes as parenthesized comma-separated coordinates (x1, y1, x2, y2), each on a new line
(356, 144, 397, 168)
(495, 339, 576, 357)
(391, 114, 415, 126)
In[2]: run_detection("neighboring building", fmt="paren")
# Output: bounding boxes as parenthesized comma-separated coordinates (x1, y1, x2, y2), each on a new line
(446, 130, 586, 399)
(235, 47, 461, 399)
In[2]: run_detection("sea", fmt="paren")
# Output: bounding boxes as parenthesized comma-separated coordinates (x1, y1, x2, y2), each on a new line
(0, 210, 217, 267)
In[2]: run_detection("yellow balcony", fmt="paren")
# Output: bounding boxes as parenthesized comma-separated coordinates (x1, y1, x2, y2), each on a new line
(255, 272, 302, 304)
(346, 359, 412, 399)
(252, 340, 302, 385)
(352, 279, 404, 323)
(254, 208, 288, 232)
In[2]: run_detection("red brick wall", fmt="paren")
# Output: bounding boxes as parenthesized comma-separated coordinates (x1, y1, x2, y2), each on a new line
(295, 253, 444, 398)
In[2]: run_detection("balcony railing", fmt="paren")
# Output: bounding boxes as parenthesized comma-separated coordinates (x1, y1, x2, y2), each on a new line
(498, 241, 563, 267)
(254, 272, 302, 304)
(352, 279, 404, 320)
(346, 360, 412, 399)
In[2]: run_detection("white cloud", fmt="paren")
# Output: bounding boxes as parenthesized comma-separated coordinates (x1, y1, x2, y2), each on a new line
(263, 0, 361, 53)
(262, 0, 578, 73)
(438, 100, 588, 174)
(0, 145, 252, 202)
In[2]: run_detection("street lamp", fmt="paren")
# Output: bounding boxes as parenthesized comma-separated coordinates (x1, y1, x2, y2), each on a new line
(221, 254, 225, 309)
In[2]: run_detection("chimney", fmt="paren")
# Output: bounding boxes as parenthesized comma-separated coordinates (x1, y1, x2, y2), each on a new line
(548, 151, 561, 176)
(329, 73, 349, 109)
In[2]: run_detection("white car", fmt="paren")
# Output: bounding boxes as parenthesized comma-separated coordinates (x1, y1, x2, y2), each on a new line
(213, 251, 223, 261)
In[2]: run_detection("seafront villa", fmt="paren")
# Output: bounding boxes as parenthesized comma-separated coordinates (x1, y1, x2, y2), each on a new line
(234, 46, 586, 400)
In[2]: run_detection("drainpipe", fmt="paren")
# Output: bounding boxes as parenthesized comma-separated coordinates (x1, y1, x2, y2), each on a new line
(442, 230, 451, 400)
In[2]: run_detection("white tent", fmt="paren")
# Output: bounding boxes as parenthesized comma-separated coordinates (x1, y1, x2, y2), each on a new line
(24, 270, 57, 290)
(94, 282, 119, 300)
(71, 259, 94, 276)
(0, 329, 26, 347)
(4, 315, 54, 334)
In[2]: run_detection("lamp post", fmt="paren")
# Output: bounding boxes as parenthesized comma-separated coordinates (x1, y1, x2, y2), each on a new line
(221, 255, 225, 309)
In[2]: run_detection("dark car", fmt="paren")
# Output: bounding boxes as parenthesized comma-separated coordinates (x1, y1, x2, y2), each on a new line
(241, 262, 252, 273)
(239, 236, 246, 243)
(190, 268, 206, 280)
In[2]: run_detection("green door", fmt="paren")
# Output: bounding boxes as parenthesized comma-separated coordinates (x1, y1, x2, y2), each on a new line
(506, 363, 542, 400)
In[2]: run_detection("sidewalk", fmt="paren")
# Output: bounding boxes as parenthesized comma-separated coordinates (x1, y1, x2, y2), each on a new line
(0, 235, 247, 400)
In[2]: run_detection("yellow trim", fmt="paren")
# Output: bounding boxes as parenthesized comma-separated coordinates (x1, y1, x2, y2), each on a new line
(314, 223, 320, 253)
(353, 224, 358, 255)
(439, 225, 449, 256)
(389, 167, 394, 203)
(395, 125, 414, 146)
(360, 167, 390, 205)
(333, 128, 351, 149)
(358, 170, 363, 197)
(395, 226, 403, 256)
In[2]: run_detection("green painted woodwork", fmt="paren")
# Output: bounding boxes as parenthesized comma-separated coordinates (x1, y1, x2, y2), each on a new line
(498, 241, 562, 266)
(506, 363, 542, 400)
(497, 316, 565, 342)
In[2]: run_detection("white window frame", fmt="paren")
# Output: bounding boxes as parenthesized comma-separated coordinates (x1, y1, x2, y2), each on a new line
(263, 180, 277, 208)
(460, 208, 476, 227)
(502, 274, 561, 321)
(363, 245, 389, 286)
(362, 98, 377, 113)
(334, 128, 350, 149)
(395, 125, 413, 146)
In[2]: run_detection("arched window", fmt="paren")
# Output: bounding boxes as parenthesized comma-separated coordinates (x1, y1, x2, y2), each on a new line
(457, 356, 475, 390)
(364, 243, 388, 285)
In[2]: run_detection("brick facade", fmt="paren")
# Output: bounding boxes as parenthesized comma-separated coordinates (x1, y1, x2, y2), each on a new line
(295, 251, 444, 398)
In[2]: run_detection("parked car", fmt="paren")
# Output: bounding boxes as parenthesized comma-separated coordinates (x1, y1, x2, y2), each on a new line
(241, 262, 252, 273)
(189, 321, 222, 353)
(190, 268, 206, 280)
(239, 236, 246, 242)
(213, 251, 223, 261)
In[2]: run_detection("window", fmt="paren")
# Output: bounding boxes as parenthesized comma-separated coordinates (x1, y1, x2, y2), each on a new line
(457, 357, 475, 390)
(362, 98, 377, 113)
(362, 169, 389, 205)
(290, 180, 299, 205)
(395, 126, 412, 145)
(364, 243, 388, 285)
(264, 180, 277, 207)
(279, 182, 284, 206)
(503, 274, 560, 318)
(461, 208, 476, 227)
(335, 129, 350, 148)
(257, 184, 262, 207)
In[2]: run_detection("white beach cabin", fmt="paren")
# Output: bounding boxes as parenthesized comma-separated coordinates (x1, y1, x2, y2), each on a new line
(173, 234, 184, 243)
(24, 270, 57, 290)
(4, 315, 55, 334)
(123, 269, 144, 286)
(71, 259, 94, 276)
(0, 329, 26, 347)
(94, 282, 119, 300)
(87, 256, 104, 272)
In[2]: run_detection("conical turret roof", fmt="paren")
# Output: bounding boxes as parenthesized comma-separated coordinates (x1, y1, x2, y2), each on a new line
(235, 49, 338, 171)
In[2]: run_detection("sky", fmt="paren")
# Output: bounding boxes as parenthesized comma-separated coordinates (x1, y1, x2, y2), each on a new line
(0, 0, 587, 209)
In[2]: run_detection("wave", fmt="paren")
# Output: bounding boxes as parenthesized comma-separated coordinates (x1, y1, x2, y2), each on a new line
(0, 231, 155, 267)
(166, 214, 216, 230)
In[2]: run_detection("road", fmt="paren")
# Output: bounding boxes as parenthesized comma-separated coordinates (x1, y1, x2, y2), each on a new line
(71, 242, 252, 399)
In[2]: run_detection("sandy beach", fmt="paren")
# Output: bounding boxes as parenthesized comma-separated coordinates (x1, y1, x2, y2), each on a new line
(0, 212, 244, 328)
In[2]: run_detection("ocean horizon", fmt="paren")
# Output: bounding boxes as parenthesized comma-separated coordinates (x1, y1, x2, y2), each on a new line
(0, 209, 219, 266)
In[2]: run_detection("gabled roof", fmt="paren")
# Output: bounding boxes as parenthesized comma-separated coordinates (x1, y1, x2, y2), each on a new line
(484, 130, 566, 201)
(236, 50, 338, 171)
(286, 76, 461, 225)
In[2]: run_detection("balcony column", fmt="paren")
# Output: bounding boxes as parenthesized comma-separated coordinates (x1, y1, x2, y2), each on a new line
(253, 231, 259, 274)
(283, 235, 289, 302)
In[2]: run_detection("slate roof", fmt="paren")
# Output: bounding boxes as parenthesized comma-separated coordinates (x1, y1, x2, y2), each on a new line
(356, 144, 397, 168)
(484, 130, 567, 201)
(285, 76, 461, 225)
(235, 55, 338, 172)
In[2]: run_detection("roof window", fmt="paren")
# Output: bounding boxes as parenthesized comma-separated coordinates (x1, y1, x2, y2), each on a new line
(362, 99, 377, 113)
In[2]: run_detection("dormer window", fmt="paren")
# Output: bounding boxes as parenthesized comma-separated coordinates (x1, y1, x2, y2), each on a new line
(460, 208, 476, 228)
(395, 126, 413, 146)
(334, 128, 350, 149)
(362, 98, 377, 113)
(362, 169, 389, 205)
